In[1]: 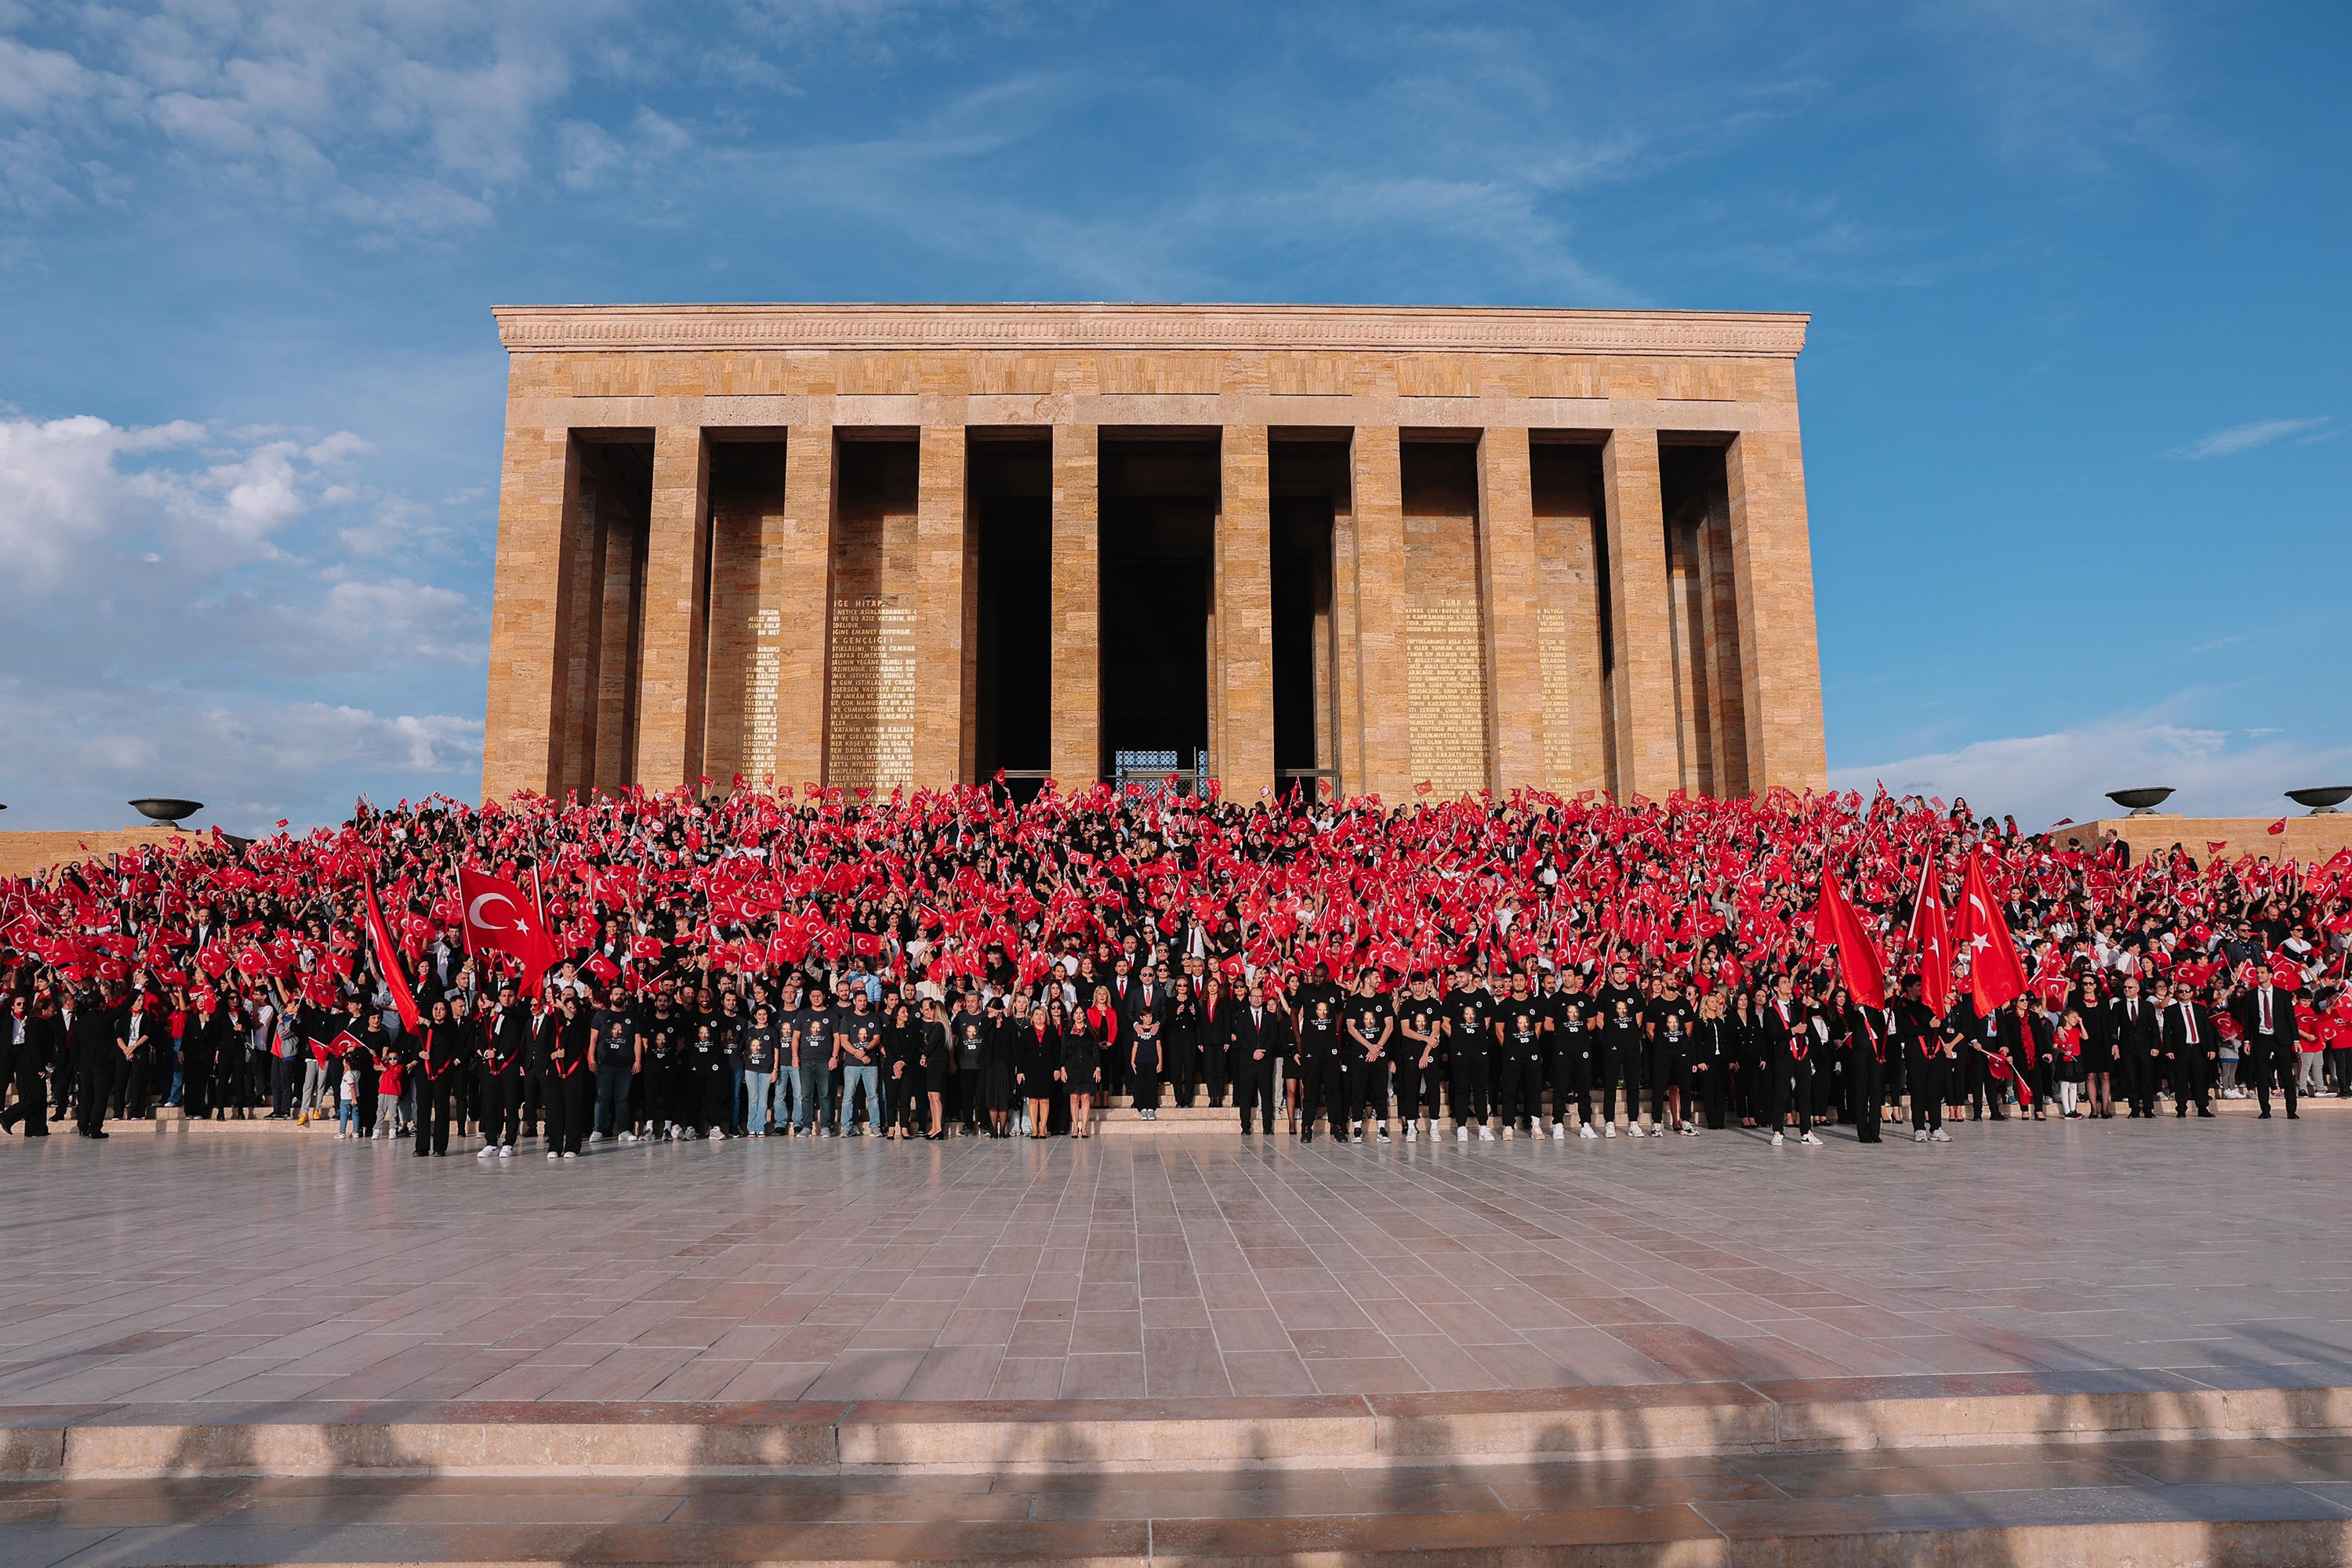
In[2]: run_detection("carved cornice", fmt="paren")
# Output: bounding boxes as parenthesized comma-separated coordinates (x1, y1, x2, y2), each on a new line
(492, 303, 1808, 359)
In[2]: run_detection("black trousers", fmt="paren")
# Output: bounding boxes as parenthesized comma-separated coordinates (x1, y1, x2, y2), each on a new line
(1692, 1061, 1726, 1129)
(2124, 1048, 2160, 1115)
(1559, 1051, 1595, 1124)
(1497, 1052, 1544, 1127)
(1294, 1055, 1341, 1135)
(1346, 1057, 1389, 1126)
(481, 1072, 522, 1145)
(2171, 1051, 2212, 1114)
(1599, 1047, 1635, 1123)
(1850, 1049, 1884, 1142)
(2253, 1041, 2298, 1116)
(521, 1069, 543, 1136)
(415, 1074, 456, 1154)
(78, 1052, 121, 1134)
(1910, 1052, 1944, 1131)
(546, 1070, 591, 1153)
(1773, 1054, 1813, 1133)
(1395, 1057, 1436, 1123)
(1234, 1060, 1276, 1131)
(1450, 1053, 1491, 1124)
(0, 1054, 45, 1134)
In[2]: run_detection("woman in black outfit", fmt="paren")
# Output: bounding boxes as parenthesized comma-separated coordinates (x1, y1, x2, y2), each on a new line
(980, 1003, 1017, 1137)
(1200, 977, 1230, 1107)
(1130, 1005, 1164, 1120)
(1063, 996, 1101, 1138)
(1018, 1004, 1061, 1139)
(919, 998, 952, 1139)
(1165, 979, 1200, 1107)
(880, 1000, 921, 1139)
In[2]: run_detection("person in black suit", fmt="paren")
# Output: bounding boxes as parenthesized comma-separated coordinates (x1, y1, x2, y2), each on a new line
(2234, 972, 2299, 1120)
(72, 990, 121, 1138)
(1761, 974, 1817, 1145)
(2162, 982, 2216, 1118)
(2107, 976, 2161, 1118)
(1225, 982, 1280, 1134)
(0, 993, 51, 1135)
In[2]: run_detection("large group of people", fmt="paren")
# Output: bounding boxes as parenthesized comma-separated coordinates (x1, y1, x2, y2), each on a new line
(2, 782, 2345, 1157)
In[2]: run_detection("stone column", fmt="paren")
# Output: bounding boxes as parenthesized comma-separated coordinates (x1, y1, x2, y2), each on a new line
(633, 426, 712, 792)
(1216, 424, 1276, 802)
(1348, 426, 1412, 807)
(1726, 428, 1828, 792)
(773, 426, 835, 793)
(1601, 430, 1680, 800)
(482, 423, 580, 802)
(1476, 428, 1547, 793)
(911, 425, 970, 791)
(1050, 423, 1101, 787)
(554, 448, 608, 800)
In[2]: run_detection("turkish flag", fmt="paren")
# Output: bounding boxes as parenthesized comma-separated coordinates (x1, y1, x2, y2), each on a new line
(456, 866, 558, 993)
(1958, 847, 2028, 1014)
(1909, 859, 1953, 1019)
(361, 875, 420, 1033)
(1811, 873, 1886, 1007)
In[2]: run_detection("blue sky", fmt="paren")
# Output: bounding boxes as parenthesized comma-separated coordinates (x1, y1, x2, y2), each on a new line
(1, 0, 2345, 833)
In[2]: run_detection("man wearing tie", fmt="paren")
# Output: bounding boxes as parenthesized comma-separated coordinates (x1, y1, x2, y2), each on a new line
(2235, 969, 2299, 1120)
(1227, 983, 1279, 1135)
(2162, 982, 2216, 1118)
(2108, 977, 2160, 1119)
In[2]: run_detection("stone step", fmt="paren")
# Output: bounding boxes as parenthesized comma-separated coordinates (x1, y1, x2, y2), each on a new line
(4, 1439, 2348, 1565)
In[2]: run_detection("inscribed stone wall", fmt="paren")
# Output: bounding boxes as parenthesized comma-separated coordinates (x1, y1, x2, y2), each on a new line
(1402, 518, 1490, 799)
(702, 447, 789, 789)
(826, 443, 920, 790)
(1531, 445, 1607, 798)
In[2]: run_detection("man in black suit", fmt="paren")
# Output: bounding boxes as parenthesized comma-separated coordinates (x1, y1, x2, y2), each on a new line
(2234, 970, 2299, 1120)
(2107, 976, 2161, 1118)
(72, 989, 120, 1138)
(2162, 982, 2216, 1117)
(1225, 982, 1281, 1134)
(0, 993, 51, 1135)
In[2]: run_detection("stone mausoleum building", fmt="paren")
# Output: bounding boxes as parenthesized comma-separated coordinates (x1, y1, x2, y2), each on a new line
(482, 303, 1826, 807)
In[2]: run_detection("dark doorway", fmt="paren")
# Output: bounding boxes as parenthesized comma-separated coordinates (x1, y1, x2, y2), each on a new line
(1270, 437, 1345, 797)
(1100, 434, 1214, 776)
(972, 436, 1051, 790)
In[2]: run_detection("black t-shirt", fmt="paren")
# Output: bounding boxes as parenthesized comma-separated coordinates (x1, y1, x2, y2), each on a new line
(1501, 998, 1544, 1054)
(840, 1011, 881, 1065)
(1344, 995, 1392, 1058)
(742, 1022, 775, 1073)
(799, 1005, 837, 1065)
(590, 1007, 633, 1072)
(953, 1009, 989, 1068)
(1398, 996, 1443, 1065)
(1298, 1012, 1341, 1060)
(1443, 988, 1493, 1054)
(643, 1012, 683, 1064)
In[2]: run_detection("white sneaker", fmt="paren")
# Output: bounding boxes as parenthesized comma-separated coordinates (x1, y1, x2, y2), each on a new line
(1377, 1129, 1391, 1143)
(1551, 1123, 1566, 1140)
(1603, 1123, 1617, 1138)
(1679, 1127, 1697, 1137)
(1914, 1130, 1928, 1143)
(1457, 1127, 1468, 1142)
(1404, 1126, 1417, 1142)
(1579, 1123, 1598, 1139)
(499, 1145, 514, 1158)
(562, 1151, 577, 1160)
(1501, 1126, 1514, 1140)
(1930, 1129, 1952, 1143)
(1478, 1126, 1495, 1142)
(546, 1151, 559, 1160)
(713, 1131, 729, 1141)
(1801, 1131, 1822, 1146)
(477, 1145, 495, 1157)
(1770, 1131, 1785, 1146)
(619, 1131, 637, 1144)
(589, 1131, 604, 1143)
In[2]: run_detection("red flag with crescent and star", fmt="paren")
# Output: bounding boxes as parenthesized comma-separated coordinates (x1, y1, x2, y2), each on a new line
(1958, 846, 2029, 1014)
(457, 866, 559, 993)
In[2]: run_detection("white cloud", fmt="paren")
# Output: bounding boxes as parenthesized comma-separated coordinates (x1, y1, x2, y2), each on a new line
(0, 408, 490, 830)
(2165, 416, 2332, 461)
(1835, 710, 2352, 831)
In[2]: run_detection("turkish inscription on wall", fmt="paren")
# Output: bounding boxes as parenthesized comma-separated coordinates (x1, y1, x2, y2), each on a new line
(745, 607, 782, 783)
(1405, 599, 1490, 799)
(828, 596, 916, 789)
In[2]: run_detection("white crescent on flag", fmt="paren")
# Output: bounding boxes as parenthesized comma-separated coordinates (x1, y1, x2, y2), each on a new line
(467, 891, 516, 931)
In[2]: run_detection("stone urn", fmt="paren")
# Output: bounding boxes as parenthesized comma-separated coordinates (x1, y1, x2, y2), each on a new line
(2286, 786, 2352, 815)
(2104, 788, 2173, 816)
(128, 798, 204, 829)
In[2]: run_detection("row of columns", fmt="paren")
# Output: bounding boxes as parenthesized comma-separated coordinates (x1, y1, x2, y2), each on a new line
(483, 420, 1822, 807)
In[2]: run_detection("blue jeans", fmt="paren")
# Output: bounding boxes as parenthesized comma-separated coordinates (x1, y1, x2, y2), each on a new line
(742, 1069, 774, 1134)
(594, 1071, 631, 1137)
(794, 1064, 830, 1132)
(838, 1065, 879, 1134)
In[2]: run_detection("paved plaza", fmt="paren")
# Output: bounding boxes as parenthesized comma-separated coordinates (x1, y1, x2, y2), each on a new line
(4, 1109, 2349, 1414)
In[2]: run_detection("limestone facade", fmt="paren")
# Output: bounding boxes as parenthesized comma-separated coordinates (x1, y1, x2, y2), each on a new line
(481, 303, 1827, 805)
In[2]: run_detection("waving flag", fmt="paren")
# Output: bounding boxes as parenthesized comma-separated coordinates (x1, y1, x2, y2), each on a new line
(457, 866, 559, 993)
(1958, 847, 2028, 1014)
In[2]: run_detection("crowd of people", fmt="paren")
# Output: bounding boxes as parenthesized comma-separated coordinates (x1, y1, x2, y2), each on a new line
(2, 782, 2346, 1157)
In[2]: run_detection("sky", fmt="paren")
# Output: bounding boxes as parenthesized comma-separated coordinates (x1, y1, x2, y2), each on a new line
(0, 0, 2346, 835)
